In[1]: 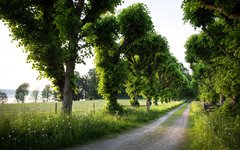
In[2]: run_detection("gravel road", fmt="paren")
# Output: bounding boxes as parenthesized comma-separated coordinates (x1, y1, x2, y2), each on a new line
(70, 103, 190, 150)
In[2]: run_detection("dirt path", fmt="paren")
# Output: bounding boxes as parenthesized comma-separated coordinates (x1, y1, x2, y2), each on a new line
(70, 103, 190, 150)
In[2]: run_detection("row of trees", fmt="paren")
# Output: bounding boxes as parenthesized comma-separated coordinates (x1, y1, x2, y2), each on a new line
(87, 3, 194, 113)
(182, 0, 240, 105)
(15, 83, 52, 103)
(0, 1, 194, 113)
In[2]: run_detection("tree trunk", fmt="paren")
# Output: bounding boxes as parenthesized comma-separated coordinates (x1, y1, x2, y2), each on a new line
(105, 92, 123, 114)
(62, 60, 75, 114)
(146, 97, 151, 112)
(219, 93, 225, 105)
(134, 94, 138, 104)
(153, 96, 158, 105)
(130, 93, 139, 107)
(231, 95, 239, 104)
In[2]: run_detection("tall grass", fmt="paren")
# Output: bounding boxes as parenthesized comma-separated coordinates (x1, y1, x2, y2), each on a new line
(185, 101, 240, 150)
(0, 101, 183, 150)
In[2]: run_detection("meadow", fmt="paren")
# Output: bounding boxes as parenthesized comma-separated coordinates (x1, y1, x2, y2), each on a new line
(184, 101, 240, 150)
(0, 99, 183, 150)
(0, 99, 146, 115)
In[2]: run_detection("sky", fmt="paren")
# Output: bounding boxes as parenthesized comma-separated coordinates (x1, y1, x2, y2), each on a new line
(0, 0, 197, 90)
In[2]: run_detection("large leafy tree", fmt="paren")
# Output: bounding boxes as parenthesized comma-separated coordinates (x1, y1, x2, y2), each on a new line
(0, 0, 65, 101)
(0, 0, 123, 113)
(118, 3, 170, 108)
(15, 82, 29, 103)
(89, 15, 126, 114)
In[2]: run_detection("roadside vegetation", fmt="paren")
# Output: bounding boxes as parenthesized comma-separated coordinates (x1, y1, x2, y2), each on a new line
(184, 101, 240, 150)
(0, 100, 183, 150)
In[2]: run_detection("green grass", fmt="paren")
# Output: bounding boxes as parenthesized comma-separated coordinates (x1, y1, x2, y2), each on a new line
(184, 101, 240, 150)
(0, 100, 184, 150)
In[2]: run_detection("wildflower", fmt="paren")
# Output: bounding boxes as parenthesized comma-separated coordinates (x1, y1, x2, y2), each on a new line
(9, 135, 11, 138)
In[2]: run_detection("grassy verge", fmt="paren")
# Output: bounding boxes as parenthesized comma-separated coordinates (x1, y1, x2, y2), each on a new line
(161, 103, 189, 127)
(0, 100, 184, 150)
(184, 101, 240, 150)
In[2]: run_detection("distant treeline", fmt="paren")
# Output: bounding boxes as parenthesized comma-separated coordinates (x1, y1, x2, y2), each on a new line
(0, 89, 15, 98)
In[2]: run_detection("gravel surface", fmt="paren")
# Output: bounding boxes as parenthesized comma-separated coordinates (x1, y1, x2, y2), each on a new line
(70, 103, 190, 150)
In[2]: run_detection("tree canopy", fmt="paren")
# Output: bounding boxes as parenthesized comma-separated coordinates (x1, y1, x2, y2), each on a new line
(87, 3, 192, 113)
(183, 0, 240, 104)
(0, 0, 123, 113)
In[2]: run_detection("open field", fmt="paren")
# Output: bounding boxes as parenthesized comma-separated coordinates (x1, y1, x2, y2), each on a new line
(0, 99, 147, 115)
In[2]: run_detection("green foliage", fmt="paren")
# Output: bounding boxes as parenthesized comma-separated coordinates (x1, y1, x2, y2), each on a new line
(118, 3, 189, 105)
(104, 100, 123, 115)
(73, 69, 101, 100)
(183, 0, 240, 104)
(0, 0, 123, 113)
(41, 85, 52, 102)
(89, 14, 127, 113)
(218, 99, 240, 117)
(182, 0, 240, 21)
(118, 3, 154, 42)
(86, 68, 101, 100)
(0, 101, 183, 150)
(0, 0, 65, 98)
(15, 83, 29, 103)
